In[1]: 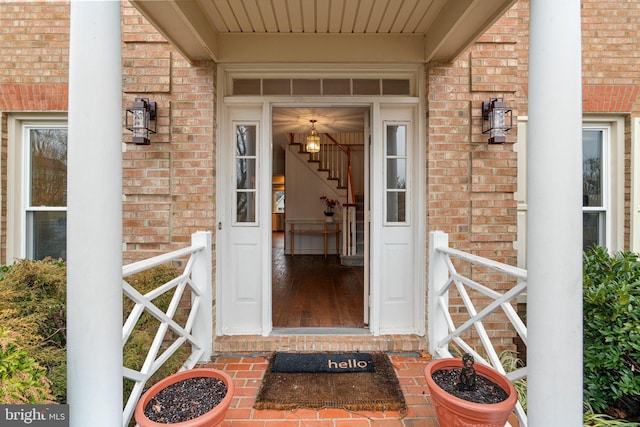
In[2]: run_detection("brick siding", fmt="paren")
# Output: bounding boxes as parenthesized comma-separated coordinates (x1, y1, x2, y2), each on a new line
(1, 0, 640, 352)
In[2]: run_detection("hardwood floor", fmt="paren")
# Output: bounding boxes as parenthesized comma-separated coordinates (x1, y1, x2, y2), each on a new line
(272, 232, 365, 328)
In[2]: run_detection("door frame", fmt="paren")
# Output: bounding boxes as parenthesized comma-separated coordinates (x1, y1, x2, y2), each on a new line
(216, 65, 426, 337)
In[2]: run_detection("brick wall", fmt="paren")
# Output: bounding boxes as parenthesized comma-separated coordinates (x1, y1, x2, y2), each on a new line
(426, 0, 640, 353)
(0, 1, 71, 264)
(0, 1, 217, 281)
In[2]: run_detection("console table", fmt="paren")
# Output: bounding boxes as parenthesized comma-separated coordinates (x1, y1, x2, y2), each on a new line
(290, 223, 341, 258)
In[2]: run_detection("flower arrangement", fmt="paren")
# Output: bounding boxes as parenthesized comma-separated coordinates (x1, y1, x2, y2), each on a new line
(320, 196, 340, 215)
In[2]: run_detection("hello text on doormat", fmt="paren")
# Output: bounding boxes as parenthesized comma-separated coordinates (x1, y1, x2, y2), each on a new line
(270, 352, 374, 373)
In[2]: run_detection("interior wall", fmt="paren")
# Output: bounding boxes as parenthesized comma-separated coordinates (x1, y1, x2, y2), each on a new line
(284, 149, 344, 255)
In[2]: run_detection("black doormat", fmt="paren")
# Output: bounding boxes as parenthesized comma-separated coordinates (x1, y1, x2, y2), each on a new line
(254, 352, 407, 414)
(271, 352, 374, 373)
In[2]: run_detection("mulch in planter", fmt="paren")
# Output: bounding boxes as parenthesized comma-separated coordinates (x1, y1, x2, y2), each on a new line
(254, 352, 407, 414)
(431, 368, 508, 404)
(143, 376, 227, 423)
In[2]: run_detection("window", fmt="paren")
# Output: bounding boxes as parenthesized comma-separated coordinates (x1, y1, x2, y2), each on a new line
(583, 128, 607, 251)
(24, 125, 68, 260)
(385, 124, 408, 223)
(514, 117, 624, 268)
(235, 124, 258, 223)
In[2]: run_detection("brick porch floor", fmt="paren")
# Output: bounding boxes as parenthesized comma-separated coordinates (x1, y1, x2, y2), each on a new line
(202, 352, 440, 427)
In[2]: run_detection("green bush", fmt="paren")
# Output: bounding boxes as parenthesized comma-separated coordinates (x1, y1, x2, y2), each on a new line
(583, 246, 640, 420)
(0, 259, 190, 408)
(0, 259, 67, 402)
(0, 328, 55, 404)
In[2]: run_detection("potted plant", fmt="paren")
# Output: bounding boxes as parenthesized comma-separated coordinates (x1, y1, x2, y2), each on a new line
(134, 368, 235, 427)
(320, 196, 340, 221)
(424, 353, 518, 427)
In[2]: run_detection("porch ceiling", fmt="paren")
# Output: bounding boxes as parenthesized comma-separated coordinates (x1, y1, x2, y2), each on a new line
(129, 0, 516, 64)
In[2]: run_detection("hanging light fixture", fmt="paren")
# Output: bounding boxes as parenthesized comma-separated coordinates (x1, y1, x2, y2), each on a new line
(482, 97, 512, 144)
(306, 119, 320, 153)
(125, 97, 157, 145)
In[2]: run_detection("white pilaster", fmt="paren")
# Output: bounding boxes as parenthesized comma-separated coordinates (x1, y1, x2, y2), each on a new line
(67, 2, 123, 427)
(527, 0, 583, 425)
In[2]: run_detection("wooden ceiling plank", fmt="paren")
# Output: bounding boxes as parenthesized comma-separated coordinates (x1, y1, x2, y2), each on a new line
(366, 0, 389, 33)
(301, 0, 316, 33)
(340, 0, 358, 33)
(391, 0, 419, 33)
(228, 0, 254, 32)
(353, 0, 375, 33)
(200, 0, 229, 32)
(272, 0, 292, 32)
(328, 0, 344, 33)
(287, 0, 303, 33)
(414, 0, 448, 33)
(256, 0, 279, 32)
(378, 0, 403, 33)
(243, 0, 267, 32)
(316, 0, 330, 33)
(213, 0, 241, 32)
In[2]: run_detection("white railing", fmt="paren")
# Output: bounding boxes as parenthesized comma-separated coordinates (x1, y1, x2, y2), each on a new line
(121, 231, 212, 427)
(428, 231, 528, 427)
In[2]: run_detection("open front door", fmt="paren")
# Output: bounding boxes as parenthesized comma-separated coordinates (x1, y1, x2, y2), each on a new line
(218, 104, 269, 335)
(370, 104, 422, 335)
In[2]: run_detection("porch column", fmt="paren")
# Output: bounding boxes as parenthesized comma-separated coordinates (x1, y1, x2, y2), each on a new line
(527, 0, 583, 425)
(67, 2, 122, 427)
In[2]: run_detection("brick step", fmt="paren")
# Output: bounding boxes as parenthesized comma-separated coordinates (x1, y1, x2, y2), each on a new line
(214, 333, 426, 353)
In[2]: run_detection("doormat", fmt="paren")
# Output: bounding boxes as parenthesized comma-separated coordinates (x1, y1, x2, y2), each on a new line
(254, 352, 407, 414)
(271, 352, 374, 373)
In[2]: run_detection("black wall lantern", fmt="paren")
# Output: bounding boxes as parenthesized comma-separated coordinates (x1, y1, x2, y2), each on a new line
(125, 98, 157, 145)
(482, 97, 512, 144)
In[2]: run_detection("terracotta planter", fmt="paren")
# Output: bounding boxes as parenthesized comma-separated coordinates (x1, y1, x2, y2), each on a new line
(135, 368, 235, 427)
(424, 358, 518, 427)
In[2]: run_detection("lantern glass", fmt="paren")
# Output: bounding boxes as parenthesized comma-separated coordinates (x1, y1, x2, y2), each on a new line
(126, 98, 157, 145)
(306, 132, 320, 153)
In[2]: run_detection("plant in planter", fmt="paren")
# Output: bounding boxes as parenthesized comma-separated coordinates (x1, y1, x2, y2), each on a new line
(134, 368, 235, 427)
(424, 353, 518, 427)
(320, 196, 340, 221)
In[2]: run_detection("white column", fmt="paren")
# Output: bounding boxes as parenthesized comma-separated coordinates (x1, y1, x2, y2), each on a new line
(67, 2, 122, 427)
(527, 0, 583, 425)
(191, 231, 213, 362)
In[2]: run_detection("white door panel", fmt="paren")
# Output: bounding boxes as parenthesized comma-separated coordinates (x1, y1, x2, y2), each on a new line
(372, 104, 419, 334)
(218, 105, 265, 335)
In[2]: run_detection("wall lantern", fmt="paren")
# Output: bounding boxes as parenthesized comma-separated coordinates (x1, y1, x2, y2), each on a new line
(306, 119, 320, 153)
(482, 97, 512, 144)
(125, 98, 157, 145)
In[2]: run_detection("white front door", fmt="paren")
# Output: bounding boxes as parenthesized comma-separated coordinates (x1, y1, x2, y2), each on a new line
(217, 104, 269, 335)
(218, 101, 424, 336)
(369, 104, 423, 335)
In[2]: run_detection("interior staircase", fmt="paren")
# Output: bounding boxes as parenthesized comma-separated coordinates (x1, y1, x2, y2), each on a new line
(289, 135, 365, 266)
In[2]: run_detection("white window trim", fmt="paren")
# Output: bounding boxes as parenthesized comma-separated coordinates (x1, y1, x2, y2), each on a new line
(6, 113, 67, 263)
(631, 118, 640, 252)
(515, 115, 625, 269)
(583, 116, 625, 251)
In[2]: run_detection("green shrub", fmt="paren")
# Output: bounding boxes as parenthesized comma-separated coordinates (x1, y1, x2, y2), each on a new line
(0, 259, 191, 408)
(0, 328, 55, 404)
(583, 246, 640, 420)
(0, 258, 67, 402)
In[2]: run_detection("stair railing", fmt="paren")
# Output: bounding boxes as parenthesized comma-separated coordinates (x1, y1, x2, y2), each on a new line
(323, 134, 359, 256)
(291, 132, 362, 257)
